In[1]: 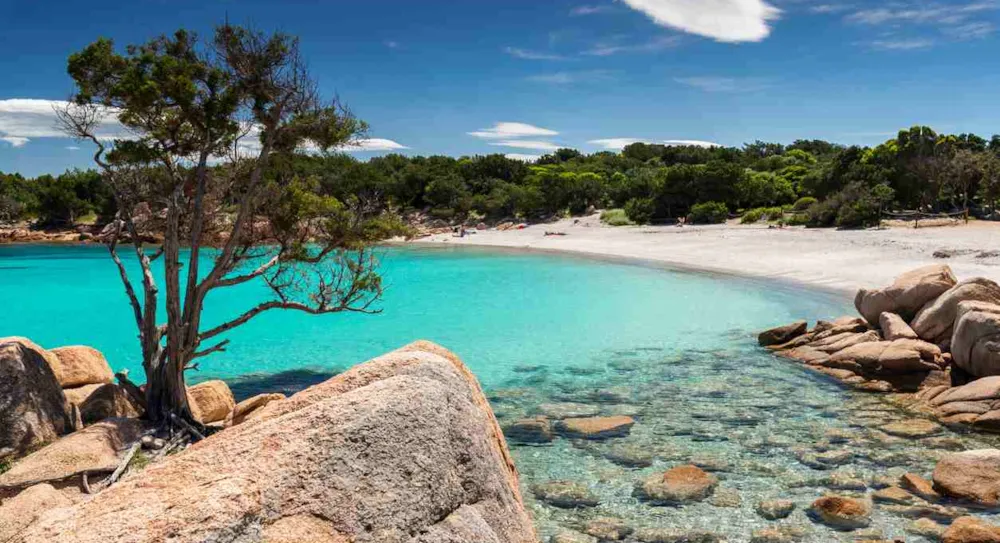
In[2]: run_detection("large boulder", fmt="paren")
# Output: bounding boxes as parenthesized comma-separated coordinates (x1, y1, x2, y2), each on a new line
(0, 338, 72, 461)
(933, 449, 1000, 506)
(758, 321, 807, 347)
(951, 302, 1000, 377)
(879, 312, 919, 340)
(73, 384, 143, 425)
(0, 483, 74, 542)
(17, 341, 537, 543)
(48, 346, 114, 389)
(223, 393, 284, 427)
(826, 339, 942, 375)
(186, 380, 236, 424)
(855, 265, 957, 324)
(912, 278, 1000, 344)
(0, 418, 147, 491)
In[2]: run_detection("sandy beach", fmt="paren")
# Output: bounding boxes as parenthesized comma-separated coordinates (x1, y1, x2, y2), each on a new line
(413, 215, 1000, 295)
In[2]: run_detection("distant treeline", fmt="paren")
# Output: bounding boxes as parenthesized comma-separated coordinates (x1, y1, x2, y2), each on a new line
(4, 125, 1000, 229)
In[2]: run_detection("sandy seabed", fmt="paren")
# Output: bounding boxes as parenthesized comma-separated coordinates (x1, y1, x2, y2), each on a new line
(413, 215, 1000, 295)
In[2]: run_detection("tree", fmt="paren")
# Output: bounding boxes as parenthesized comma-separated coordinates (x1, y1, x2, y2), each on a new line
(943, 149, 984, 222)
(58, 26, 402, 425)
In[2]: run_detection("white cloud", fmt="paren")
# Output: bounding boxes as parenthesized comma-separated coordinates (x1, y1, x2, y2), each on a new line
(526, 70, 616, 84)
(674, 76, 772, 92)
(505, 47, 569, 61)
(505, 153, 542, 162)
(619, 0, 781, 43)
(385, 40, 399, 49)
(868, 38, 935, 50)
(337, 138, 409, 152)
(664, 139, 722, 147)
(489, 140, 563, 151)
(1, 136, 29, 147)
(571, 5, 612, 15)
(847, 2, 997, 26)
(469, 122, 559, 139)
(582, 36, 681, 56)
(588, 138, 653, 150)
(0, 98, 128, 148)
(809, 4, 853, 14)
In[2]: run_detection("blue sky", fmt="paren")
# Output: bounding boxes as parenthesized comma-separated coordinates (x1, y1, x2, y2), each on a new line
(3, 0, 1000, 176)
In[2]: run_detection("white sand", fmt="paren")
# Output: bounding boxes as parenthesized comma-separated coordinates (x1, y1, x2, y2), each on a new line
(412, 215, 1000, 295)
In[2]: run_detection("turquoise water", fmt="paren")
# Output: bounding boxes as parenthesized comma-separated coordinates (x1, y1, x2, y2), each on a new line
(0, 243, 843, 389)
(4, 244, 995, 542)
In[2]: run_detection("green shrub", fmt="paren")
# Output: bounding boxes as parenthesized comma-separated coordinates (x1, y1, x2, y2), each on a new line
(429, 207, 456, 220)
(793, 197, 817, 211)
(600, 208, 634, 226)
(689, 201, 729, 224)
(786, 213, 809, 226)
(741, 208, 764, 224)
(762, 206, 786, 221)
(624, 198, 655, 224)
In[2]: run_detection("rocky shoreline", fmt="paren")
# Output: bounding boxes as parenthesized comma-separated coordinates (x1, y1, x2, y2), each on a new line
(0, 340, 536, 542)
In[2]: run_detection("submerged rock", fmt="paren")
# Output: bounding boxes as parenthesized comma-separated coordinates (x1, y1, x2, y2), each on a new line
(872, 486, 917, 505)
(530, 481, 599, 508)
(504, 417, 553, 444)
(942, 516, 1000, 543)
(581, 517, 632, 541)
(854, 264, 956, 324)
(879, 419, 942, 438)
(632, 527, 723, 542)
(551, 530, 598, 543)
(906, 518, 946, 540)
(555, 416, 634, 440)
(757, 499, 796, 520)
(900, 472, 940, 501)
(0, 337, 73, 461)
(636, 465, 718, 505)
(534, 402, 600, 419)
(933, 449, 1000, 506)
(48, 346, 114, 388)
(809, 495, 872, 530)
(16, 341, 538, 543)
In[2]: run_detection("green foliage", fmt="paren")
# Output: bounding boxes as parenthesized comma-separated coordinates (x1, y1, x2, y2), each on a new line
(741, 208, 764, 224)
(792, 197, 817, 211)
(624, 198, 655, 224)
(688, 201, 729, 224)
(600, 208, 634, 226)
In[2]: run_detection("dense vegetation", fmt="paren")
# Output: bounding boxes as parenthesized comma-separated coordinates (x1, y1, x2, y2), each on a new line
(4, 125, 1000, 229)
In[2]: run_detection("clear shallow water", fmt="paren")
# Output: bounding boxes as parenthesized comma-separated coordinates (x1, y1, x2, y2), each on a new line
(2, 244, 997, 541)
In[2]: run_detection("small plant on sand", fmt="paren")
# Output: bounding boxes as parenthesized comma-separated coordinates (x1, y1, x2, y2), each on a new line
(600, 208, 634, 226)
(740, 208, 764, 224)
(0, 457, 11, 475)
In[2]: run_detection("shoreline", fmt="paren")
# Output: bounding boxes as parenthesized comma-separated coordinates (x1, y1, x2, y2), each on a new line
(408, 214, 1000, 298)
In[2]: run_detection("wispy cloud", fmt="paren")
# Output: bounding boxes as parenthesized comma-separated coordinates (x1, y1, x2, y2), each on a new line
(674, 76, 772, 92)
(582, 35, 681, 56)
(846, 1, 999, 48)
(489, 140, 562, 151)
(526, 70, 616, 84)
(384, 40, 399, 49)
(571, 4, 613, 16)
(619, 0, 781, 43)
(504, 47, 570, 61)
(468, 122, 559, 139)
(66, 145, 80, 151)
(809, 4, 853, 14)
(868, 38, 935, 50)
